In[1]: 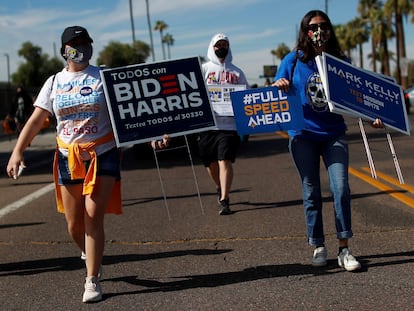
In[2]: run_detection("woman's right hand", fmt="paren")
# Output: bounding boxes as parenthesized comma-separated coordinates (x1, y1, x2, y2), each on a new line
(150, 134, 170, 150)
(7, 152, 25, 179)
(272, 78, 291, 93)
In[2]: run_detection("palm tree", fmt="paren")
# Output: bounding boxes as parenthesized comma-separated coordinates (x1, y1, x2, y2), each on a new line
(348, 18, 370, 68)
(334, 24, 354, 60)
(358, 0, 382, 72)
(271, 43, 291, 62)
(145, 0, 155, 61)
(384, 0, 412, 88)
(411, 2, 414, 22)
(270, 49, 277, 65)
(371, 9, 394, 76)
(154, 20, 168, 60)
(129, 0, 136, 43)
(162, 33, 175, 59)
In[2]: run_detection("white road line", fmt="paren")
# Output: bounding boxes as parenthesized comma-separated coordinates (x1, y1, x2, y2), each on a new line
(0, 183, 55, 219)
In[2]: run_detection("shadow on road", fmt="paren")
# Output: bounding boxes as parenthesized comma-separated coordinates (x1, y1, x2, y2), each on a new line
(102, 249, 414, 298)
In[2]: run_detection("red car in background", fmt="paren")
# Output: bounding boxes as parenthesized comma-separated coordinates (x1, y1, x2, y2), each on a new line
(404, 85, 414, 114)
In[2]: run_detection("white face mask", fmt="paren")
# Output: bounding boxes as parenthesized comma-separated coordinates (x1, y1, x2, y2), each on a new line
(65, 44, 92, 64)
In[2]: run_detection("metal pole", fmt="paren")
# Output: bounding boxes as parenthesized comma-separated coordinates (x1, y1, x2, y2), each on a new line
(152, 136, 205, 218)
(358, 118, 377, 179)
(129, 0, 136, 43)
(385, 129, 405, 184)
(4, 53, 10, 83)
(152, 147, 172, 220)
(145, 0, 155, 61)
(4, 53, 10, 117)
(184, 135, 204, 215)
(394, 0, 401, 85)
(53, 42, 57, 58)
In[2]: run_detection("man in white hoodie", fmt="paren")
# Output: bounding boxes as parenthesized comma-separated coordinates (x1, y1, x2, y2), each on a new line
(198, 33, 249, 215)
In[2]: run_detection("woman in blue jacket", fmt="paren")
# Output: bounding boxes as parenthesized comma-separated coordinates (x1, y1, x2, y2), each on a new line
(273, 10, 383, 271)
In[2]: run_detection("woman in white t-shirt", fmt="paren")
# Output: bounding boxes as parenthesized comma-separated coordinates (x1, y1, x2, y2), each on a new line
(7, 26, 120, 303)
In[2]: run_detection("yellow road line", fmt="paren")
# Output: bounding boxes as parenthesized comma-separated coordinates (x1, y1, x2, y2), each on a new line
(349, 167, 414, 208)
(275, 131, 289, 139)
(271, 131, 414, 208)
(360, 167, 414, 194)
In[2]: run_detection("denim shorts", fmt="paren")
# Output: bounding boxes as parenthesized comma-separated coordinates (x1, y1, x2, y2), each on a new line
(57, 147, 121, 185)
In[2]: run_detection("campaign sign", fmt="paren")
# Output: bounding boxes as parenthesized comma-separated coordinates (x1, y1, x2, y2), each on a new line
(319, 52, 410, 135)
(208, 84, 246, 116)
(100, 57, 216, 146)
(229, 86, 305, 135)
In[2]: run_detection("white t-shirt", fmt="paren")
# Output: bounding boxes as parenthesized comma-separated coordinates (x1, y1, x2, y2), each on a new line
(34, 65, 115, 158)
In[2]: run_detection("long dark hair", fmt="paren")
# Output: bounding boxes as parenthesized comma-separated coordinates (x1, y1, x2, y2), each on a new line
(296, 10, 345, 63)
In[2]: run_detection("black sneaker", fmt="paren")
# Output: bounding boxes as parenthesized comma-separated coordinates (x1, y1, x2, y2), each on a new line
(216, 187, 221, 203)
(218, 199, 232, 215)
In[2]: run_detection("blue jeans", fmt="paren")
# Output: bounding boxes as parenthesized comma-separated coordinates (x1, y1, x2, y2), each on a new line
(289, 135, 353, 246)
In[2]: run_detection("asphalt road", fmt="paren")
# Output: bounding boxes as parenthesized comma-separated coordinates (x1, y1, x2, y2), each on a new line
(0, 117, 414, 310)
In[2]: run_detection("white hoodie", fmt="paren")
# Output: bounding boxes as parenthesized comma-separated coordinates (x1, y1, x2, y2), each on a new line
(202, 33, 249, 130)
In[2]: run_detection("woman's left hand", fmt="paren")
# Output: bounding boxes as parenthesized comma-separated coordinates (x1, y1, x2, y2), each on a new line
(371, 118, 384, 128)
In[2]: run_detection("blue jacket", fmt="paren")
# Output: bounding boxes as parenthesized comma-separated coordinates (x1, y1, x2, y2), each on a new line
(275, 50, 347, 141)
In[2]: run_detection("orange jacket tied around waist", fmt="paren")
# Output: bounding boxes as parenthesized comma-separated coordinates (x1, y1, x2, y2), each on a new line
(53, 132, 122, 214)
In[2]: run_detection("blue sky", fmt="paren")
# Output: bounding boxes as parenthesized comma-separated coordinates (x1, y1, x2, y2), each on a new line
(0, 0, 413, 86)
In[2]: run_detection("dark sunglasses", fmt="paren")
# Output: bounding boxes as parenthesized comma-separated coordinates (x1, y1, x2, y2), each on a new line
(308, 22, 329, 32)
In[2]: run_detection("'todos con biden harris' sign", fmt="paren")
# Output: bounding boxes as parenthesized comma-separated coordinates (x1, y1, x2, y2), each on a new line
(100, 57, 216, 147)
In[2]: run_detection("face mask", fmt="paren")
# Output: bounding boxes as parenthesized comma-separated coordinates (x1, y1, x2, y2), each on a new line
(215, 48, 228, 59)
(308, 29, 329, 47)
(65, 44, 92, 64)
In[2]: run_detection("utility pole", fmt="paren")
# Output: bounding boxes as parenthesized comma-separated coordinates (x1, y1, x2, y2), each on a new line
(146, 0, 155, 61)
(53, 42, 57, 58)
(394, 0, 402, 86)
(325, 0, 328, 15)
(129, 0, 136, 43)
(4, 53, 11, 116)
(4, 53, 10, 84)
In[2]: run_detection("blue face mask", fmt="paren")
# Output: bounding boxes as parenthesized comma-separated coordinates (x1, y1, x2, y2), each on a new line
(65, 44, 92, 64)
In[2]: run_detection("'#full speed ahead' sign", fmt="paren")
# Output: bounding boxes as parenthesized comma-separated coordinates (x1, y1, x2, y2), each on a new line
(230, 86, 305, 135)
(100, 57, 216, 147)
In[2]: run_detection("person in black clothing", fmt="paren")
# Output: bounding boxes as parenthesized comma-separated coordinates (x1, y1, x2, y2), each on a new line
(13, 86, 33, 132)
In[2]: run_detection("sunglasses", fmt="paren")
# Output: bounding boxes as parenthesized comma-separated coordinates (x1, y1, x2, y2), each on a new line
(308, 22, 329, 32)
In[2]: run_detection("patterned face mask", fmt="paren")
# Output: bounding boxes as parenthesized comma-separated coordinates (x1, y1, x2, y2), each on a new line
(308, 23, 330, 47)
(65, 44, 92, 64)
(308, 29, 330, 47)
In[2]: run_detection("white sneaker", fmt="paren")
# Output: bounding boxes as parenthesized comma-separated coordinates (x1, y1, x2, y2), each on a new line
(337, 248, 361, 271)
(82, 276, 102, 303)
(312, 246, 328, 266)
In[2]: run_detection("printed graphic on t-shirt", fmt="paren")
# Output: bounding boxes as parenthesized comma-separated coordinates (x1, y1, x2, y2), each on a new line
(306, 72, 329, 112)
(55, 78, 101, 136)
(206, 71, 241, 85)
